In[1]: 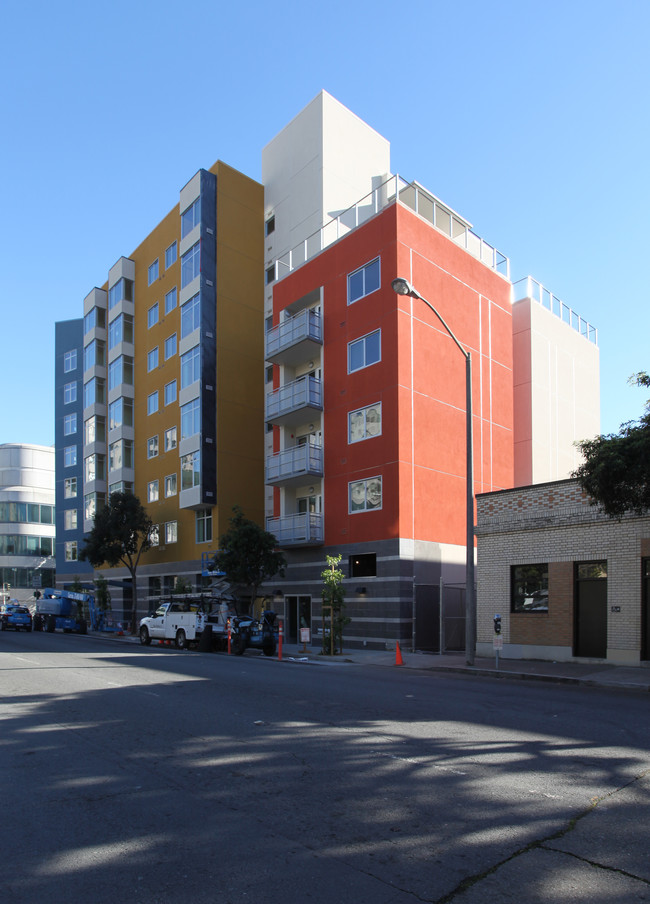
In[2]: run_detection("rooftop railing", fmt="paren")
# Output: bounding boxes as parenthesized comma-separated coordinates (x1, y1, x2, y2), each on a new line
(513, 277, 598, 346)
(270, 174, 510, 283)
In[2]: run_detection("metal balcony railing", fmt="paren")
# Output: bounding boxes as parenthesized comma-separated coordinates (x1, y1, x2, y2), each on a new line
(267, 512, 324, 547)
(266, 309, 322, 365)
(266, 442, 323, 487)
(513, 276, 598, 345)
(265, 375, 323, 426)
(268, 174, 510, 283)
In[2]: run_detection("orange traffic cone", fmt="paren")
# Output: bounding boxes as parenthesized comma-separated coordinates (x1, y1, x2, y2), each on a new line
(395, 642, 404, 666)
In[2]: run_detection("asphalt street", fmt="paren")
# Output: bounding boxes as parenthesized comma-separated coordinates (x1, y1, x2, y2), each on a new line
(1, 630, 648, 903)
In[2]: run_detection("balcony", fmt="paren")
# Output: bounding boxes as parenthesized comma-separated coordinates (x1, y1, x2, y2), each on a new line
(267, 513, 324, 547)
(266, 309, 322, 367)
(266, 375, 322, 427)
(266, 442, 323, 487)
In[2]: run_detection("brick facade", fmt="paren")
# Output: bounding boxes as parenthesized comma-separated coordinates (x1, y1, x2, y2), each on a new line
(476, 479, 650, 665)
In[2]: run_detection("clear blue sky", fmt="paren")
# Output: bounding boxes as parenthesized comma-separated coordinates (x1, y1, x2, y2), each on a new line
(2, 0, 648, 446)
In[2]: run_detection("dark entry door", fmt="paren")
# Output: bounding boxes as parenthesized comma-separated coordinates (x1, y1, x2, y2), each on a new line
(642, 559, 650, 661)
(574, 562, 607, 658)
(286, 595, 311, 644)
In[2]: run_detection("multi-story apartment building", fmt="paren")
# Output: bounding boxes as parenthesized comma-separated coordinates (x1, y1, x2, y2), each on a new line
(57, 162, 264, 621)
(261, 92, 600, 649)
(55, 91, 600, 646)
(0, 443, 56, 602)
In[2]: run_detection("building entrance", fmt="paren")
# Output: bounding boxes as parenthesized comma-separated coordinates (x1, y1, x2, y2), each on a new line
(285, 595, 312, 644)
(574, 561, 607, 658)
(642, 559, 650, 661)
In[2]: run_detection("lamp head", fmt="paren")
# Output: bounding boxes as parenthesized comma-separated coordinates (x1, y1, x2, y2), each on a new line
(392, 277, 417, 297)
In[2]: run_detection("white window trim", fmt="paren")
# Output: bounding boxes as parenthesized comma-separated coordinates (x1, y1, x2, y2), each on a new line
(347, 257, 380, 305)
(348, 330, 381, 373)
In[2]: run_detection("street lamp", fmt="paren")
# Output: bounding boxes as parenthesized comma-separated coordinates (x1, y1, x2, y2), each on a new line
(392, 277, 476, 666)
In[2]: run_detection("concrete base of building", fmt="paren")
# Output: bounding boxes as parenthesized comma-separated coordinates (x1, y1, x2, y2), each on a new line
(477, 641, 644, 667)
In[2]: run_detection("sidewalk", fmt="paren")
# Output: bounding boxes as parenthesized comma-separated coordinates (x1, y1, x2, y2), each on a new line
(101, 632, 650, 691)
(275, 643, 650, 691)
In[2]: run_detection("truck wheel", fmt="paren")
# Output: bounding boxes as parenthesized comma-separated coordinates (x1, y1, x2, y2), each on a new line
(232, 634, 246, 656)
(175, 629, 187, 650)
(140, 626, 151, 646)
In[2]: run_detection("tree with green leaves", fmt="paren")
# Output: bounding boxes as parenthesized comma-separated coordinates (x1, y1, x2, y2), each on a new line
(320, 554, 350, 655)
(574, 372, 650, 519)
(212, 506, 286, 614)
(80, 491, 153, 633)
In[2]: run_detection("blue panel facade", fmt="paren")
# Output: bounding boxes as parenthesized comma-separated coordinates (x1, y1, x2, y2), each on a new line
(199, 169, 217, 506)
(55, 319, 92, 584)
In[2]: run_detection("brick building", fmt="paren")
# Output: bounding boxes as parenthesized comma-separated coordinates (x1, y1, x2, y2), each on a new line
(476, 478, 650, 665)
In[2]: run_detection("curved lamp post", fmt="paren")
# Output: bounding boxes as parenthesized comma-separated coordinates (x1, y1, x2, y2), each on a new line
(392, 277, 476, 666)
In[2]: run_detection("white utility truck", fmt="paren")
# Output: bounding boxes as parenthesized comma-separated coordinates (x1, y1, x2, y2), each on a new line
(139, 601, 208, 649)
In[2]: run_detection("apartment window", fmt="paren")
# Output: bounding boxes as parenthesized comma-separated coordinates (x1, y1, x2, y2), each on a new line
(148, 303, 159, 329)
(265, 365, 273, 384)
(84, 453, 105, 482)
(164, 426, 177, 452)
(165, 241, 177, 269)
(84, 492, 105, 522)
(165, 521, 178, 544)
(511, 564, 549, 613)
(147, 436, 159, 459)
(65, 541, 78, 562)
(181, 242, 200, 288)
(64, 349, 77, 372)
(164, 333, 177, 360)
(265, 215, 275, 236)
(196, 509, 212, 543)
(108, 397, 132, 431)
(349, 403, 381, 443)
(180, 398, 200, 439)
(63, 413, 77, 436)
(348, 330, 381, 373)
(109, 481, 132, 495)
(108, 356, 133, 391)
(180, 346, 200, 389)
(165, 286, 177, 314)
(180, 293, 200, 338)
(147, 480, 159, 503)
(149, 525, 160, 547)
(64, 445, 77, 468)
(108, 278, 133, 309)
(84, 338, 106, 369)
(148, 259, 159, 285)
(64, 381, 77, 404)
(349, 476, 382, 513)
(84, 415, 105, 445)
(165, 474, 177, 498)
(164, 380, 177, 406)
(109, 439, 133, 472)
(83, 376, 105, 407)
(181, 197, 201, 238)
(348, 257, 380, 304)
(108, 313, 133, 350)
(147, 391, 159, 415)
(64, 509, 78, 531)
(64, 477, 77, 498)
(349, 553, 377, 578)
(265, 265, 275, 285)
(181, 450, 200, 490)
(147, 347, 159, 372)
(84, 306, 106, 334)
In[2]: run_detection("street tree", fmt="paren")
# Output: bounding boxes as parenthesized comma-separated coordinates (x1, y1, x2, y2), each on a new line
(80, 491, 153, 632)
(574, 372, 650, 519)
(212, 506, 286, 613)
(320, 554, 350, 655)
